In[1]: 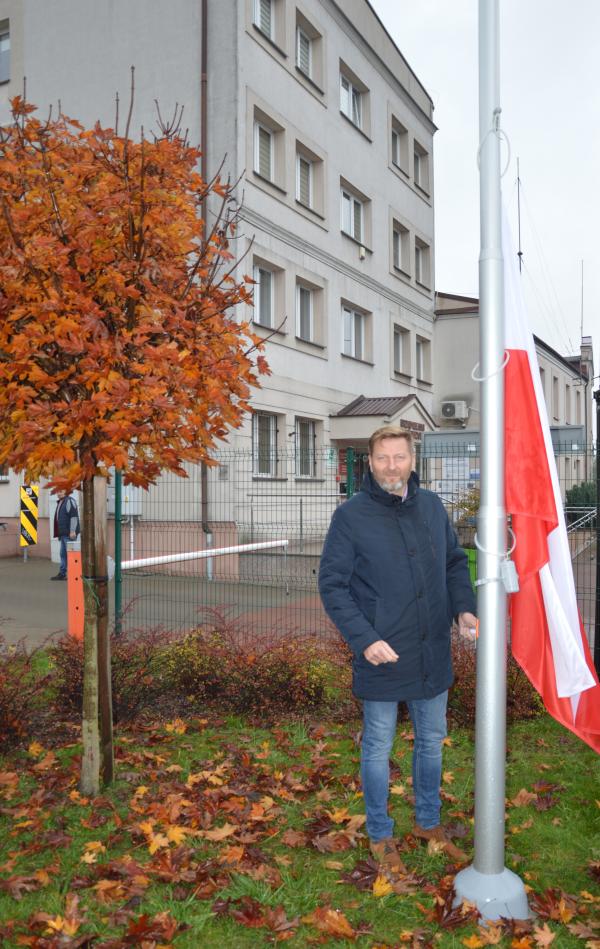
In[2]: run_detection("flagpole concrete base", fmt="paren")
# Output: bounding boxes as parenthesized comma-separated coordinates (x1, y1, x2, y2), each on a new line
(453, 865, 529, 920)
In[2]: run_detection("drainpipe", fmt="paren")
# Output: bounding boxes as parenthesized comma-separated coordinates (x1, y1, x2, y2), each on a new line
(200, 0, 213, 579)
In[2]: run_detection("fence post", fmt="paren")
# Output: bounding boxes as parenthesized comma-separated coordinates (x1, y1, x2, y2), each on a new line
(299, 497, 303, 553)
(114, 470, 122, 637)
(594, 390, 600, 677)
(346, 447, 355, 498)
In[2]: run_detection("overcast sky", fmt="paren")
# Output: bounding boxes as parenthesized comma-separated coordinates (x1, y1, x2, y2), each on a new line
(369, 0, 600, 376)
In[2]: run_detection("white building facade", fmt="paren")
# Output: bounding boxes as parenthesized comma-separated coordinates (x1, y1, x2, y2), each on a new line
(0, 0, 438, 554)
(431, 293, 595, 496)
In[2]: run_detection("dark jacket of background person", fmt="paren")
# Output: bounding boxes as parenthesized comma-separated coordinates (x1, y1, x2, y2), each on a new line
(54, 495, 80, 539)
(318, 470, 476, 702)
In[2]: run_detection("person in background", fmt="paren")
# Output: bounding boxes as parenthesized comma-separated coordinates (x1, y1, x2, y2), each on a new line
(318, 425, 477, 871)
(51, 492, 80, 580)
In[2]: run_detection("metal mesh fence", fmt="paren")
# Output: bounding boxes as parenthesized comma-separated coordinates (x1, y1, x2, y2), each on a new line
(116, 445, 597, 652)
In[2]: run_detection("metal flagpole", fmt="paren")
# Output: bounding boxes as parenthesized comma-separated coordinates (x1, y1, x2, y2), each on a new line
(454, 0, 528, 919)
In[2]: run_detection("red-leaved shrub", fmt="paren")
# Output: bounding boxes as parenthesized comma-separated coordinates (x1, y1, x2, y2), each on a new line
(0, 636, 53, 748)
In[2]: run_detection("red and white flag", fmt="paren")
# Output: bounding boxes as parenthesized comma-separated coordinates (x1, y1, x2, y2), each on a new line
(503, 211, 600, 753)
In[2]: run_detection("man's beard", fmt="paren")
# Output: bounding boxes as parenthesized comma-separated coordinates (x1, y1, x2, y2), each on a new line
(375, 476, 406, 494)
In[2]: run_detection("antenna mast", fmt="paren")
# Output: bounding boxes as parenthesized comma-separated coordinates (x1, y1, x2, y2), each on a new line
(516, 157, 523, 272)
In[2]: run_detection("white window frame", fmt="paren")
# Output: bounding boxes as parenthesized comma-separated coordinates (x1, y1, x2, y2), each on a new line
(341, 189, 363, 242)
(296, 284, 314, 341)
(252, 412, 278, 477)
(414, 238, 430, 287)
(296, 25, 312, 77)
(413, 141, 430, 192)
(392, 129, 401, 166)
(296, 153, 312, 207)
(253, 264, 274, 329)
(416, 335, 430, 381)
(0, 25, 9, 84)
(295, 418, 317, 478)
(253, 0, 273, 39)
(393, 222, 409, 273)
(415, 243, 423, 284)
(393, 325, 409, 375)
(342, 305, 365, 360)
(340, 74, 361, 127)
(254, 121, 273, 181)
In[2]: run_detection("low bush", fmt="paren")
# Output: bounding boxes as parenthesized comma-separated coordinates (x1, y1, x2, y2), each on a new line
(449, 629, 542, 727)
(161, 614, 351, 719)
(51, 627, 170, 724)
(0, 636, 53, 749)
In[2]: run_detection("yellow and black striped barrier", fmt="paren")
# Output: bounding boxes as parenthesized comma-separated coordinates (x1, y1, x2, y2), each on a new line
(20, 484, 39, 547)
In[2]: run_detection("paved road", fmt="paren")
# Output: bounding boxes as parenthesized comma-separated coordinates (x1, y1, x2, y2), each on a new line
(1, 549, 595, 652)
(0, 556, 69, 647)
(0, 555, 332, 648)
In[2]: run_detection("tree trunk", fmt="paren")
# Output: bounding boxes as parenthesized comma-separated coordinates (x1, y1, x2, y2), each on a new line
(79, 478, 100, 796)
(94, 475, 114, 784)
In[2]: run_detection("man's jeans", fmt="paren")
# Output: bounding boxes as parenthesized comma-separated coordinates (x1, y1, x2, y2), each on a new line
(59, 535, 68, 578)
(361, 691, 448, 842)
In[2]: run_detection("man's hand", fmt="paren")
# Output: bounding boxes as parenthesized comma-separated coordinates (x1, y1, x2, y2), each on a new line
(69, 531, 76, 540)
(364, 640, 399, 665)
(457, 612, 478, 642)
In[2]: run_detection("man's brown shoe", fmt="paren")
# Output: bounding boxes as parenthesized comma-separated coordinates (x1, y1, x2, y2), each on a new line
(370, 837, 407, 873)
(412, 824, 468, 862)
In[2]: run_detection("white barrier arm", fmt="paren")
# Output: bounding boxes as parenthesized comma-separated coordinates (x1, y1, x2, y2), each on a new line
(120, 539, 288, 572)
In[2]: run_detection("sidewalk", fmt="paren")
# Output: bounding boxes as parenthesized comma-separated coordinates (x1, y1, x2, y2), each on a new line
(0, 556, 69, 647)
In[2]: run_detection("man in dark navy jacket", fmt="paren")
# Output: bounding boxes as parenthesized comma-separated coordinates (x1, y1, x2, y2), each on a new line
(319, 426, 476, 871)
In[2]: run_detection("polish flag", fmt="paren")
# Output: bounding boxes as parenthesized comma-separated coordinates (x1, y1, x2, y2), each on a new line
(503, 212, 600, 753)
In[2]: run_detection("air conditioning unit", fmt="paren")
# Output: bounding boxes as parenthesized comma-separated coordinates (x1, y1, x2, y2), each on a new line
(441, 400, 469, 420)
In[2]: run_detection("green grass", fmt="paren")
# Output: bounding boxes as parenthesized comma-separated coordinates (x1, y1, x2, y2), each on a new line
(0, 713, 598, 948)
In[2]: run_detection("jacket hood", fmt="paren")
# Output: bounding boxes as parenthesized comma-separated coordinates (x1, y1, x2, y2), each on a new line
(361, 468, 420, 506)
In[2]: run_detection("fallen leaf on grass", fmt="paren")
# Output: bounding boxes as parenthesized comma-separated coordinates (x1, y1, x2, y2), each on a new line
(462, 936, 485, 948)
(567, 921, 600, 938)
(372, 874, 393, 897)
(201, 822, 237, 841)
(509, 788, 538, 808)
(302, 906, 357, 939)
(532, 922, 556, 946)
(0, 873, 48, 900)
(280, 828, 308, 848)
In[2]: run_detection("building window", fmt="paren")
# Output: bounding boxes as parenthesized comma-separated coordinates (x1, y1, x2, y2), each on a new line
(552, 376, 559, 420)
(393, 325, 410, 375)
(0, 21, 9, 84)
(253, 412, 279, 477)
(576, 388, 581, 425)
(342, 306, 365, 360)
(296, 154, 312, 207)
(416, 335, 431, 382)
(295, 418, 317, 478)
(539, 366, 546, 398)
(254, 0, 273, 40)
(296, 26, 311, 77)
(254, 122, 273, 181)
(393, 221, 410, 274)
(341, 189, 363, 242)
(391, 118, 408, 173)
(0, 464, 9, 482)
(413, 140, 430, 193)
(565, 384, 571, 423)
(253, 265, 274, 328)
(296, 284, 313, 341)
(340, 73, 361, 127)
(414, 237, 431, 288)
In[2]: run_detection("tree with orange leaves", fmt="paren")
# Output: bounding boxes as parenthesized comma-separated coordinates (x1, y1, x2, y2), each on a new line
(0, 95, 267, 793)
